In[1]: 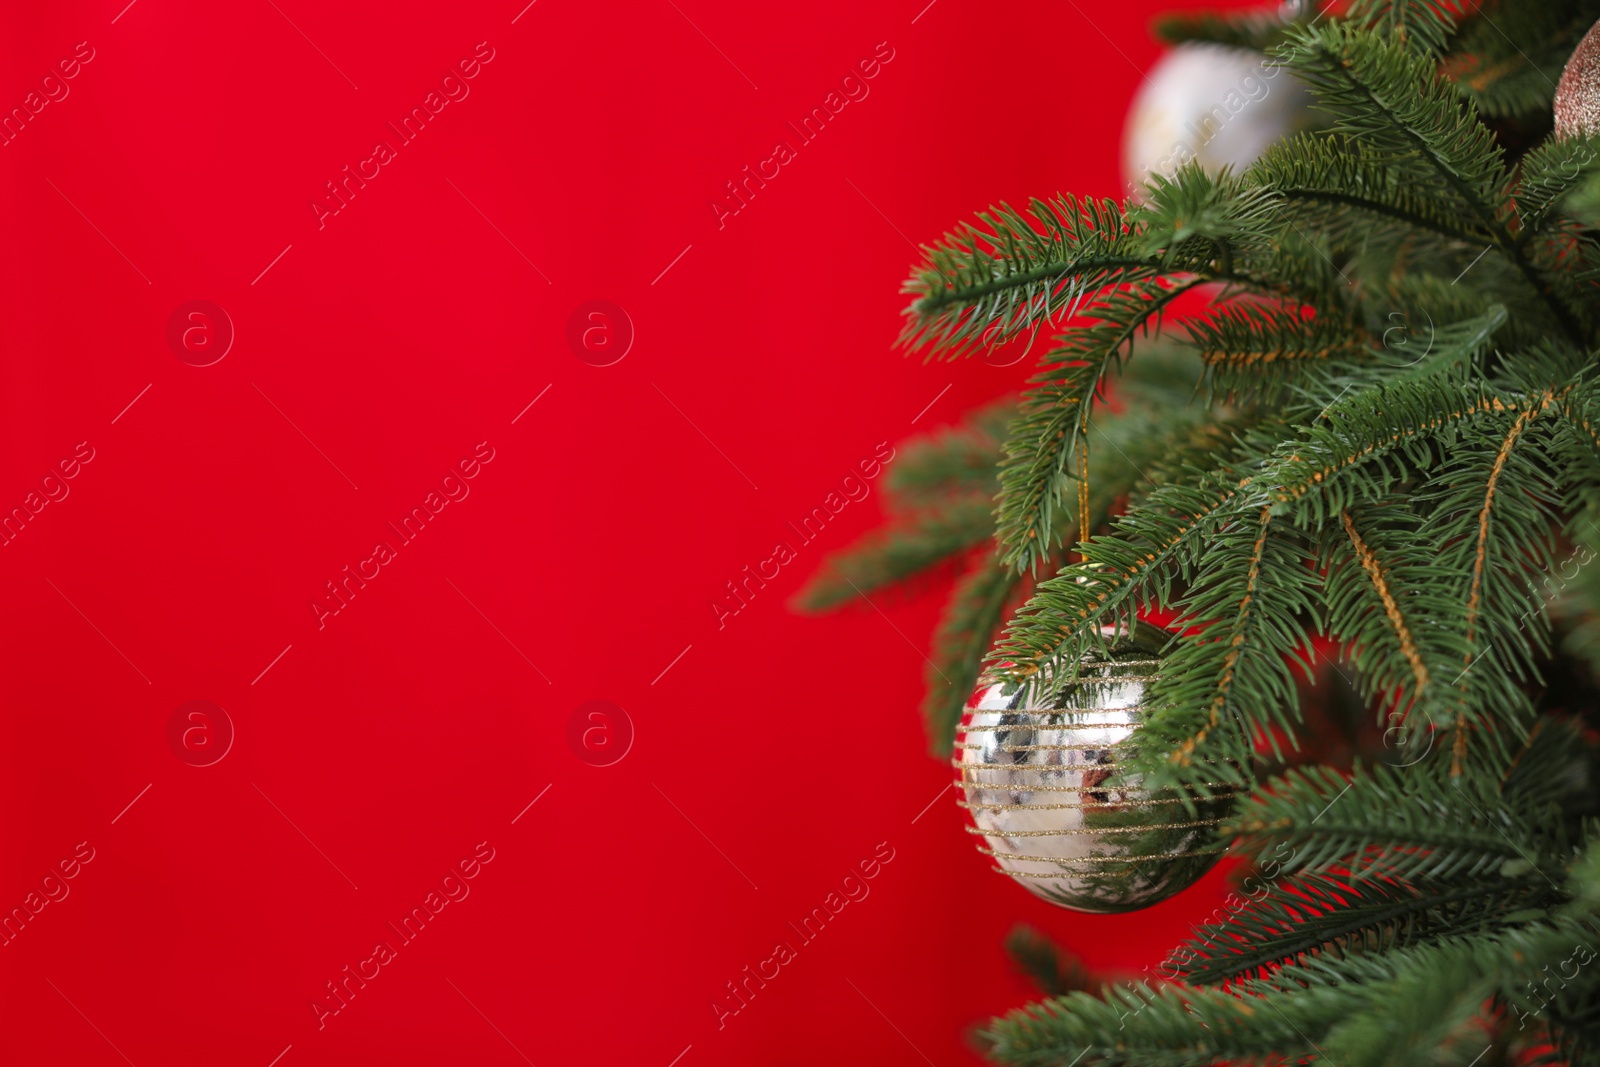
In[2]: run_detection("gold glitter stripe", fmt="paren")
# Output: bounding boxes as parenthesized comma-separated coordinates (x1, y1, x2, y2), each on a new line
(960, 713, 1154, 725)
(963, 819, 1222, 836)
(956, 778, 1238, 792)
(955, 760, 1232, 773)
(957, 760, 1133, 772)
(956, 743, 1126, 752)
(982, 670, 1164, 691)
(957, 717, 1172, 733)
(956, 727, 1140, 736)
(958, 795, 1232, 812)
(999, 658, 1162, 669)
(980, 847, 1228, 865)
(957, 700, 1176, 721)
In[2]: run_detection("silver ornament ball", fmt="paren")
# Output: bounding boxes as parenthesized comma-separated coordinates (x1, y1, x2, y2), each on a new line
(955, 628, 1231, 913)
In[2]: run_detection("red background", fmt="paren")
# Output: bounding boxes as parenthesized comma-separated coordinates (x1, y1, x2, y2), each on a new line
(0, 0, 1249, 1063)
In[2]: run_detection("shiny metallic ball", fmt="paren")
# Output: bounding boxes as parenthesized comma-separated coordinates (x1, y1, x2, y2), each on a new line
(955, 630, 1231, 913)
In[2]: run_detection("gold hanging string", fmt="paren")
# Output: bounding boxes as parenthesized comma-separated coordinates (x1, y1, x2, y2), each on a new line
(1077, 435, 1090, 559)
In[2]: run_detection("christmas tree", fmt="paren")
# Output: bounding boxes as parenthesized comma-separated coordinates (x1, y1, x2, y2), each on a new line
(798, 1, 1600, 1062)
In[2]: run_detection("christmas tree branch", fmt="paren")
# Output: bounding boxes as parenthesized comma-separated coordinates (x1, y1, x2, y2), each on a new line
(1284, 22, 1590, 345)
(997, 277, 1211, 571)
(1176, 870, 1555, 986)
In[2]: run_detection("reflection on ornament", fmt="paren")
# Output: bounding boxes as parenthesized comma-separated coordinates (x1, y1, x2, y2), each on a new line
(955, 627, 1232, 913)
(1122, 43, 1310, 195)
(1556, 17, 1600, 139)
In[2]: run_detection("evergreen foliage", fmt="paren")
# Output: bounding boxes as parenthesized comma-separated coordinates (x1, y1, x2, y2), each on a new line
(1004, 923, 1106, 998)
(801, 1, 1600, 1061)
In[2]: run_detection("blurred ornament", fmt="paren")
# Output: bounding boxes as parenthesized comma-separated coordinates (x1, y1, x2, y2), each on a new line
(955, 626, 1232, 913)
(1555, 17, 1600, 139)
(1122, 42, 1310, 195)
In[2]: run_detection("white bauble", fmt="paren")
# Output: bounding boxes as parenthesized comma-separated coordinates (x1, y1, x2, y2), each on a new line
(1122, 43, 1310, 195)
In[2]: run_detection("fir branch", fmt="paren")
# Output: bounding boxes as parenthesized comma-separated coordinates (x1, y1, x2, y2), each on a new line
(1570, 168, 1600, 228)
(1126, 491, 1324, 793)
(1499, 714, 1600, 823)
(880, 398, 1009, 511)
(986, 920, 1600, 1067)
(1337, 508, 1433, 699)
(1159, 503, 1295, 770)
(1261, 378, 1528, 519)
(952, 169, 1285, 571)
(791, 495, 994, 611)
(1186, 296, 1366, 404)
(1372, 304, 1507, 385)
(1316, 934, 1504, 1067)
(1129, 167, 1285, 271)
(984, 978, 1333, 1067)
(1005, 924, 1102, 997)
(1280, 22, 1507, 214)
(1344, 0, 1464, 53)
(1319, 501, 1476, 751)
(1516, 132, 1600, 234)
(899, 196, 1159, 360)
(996, 277, 1209, 571)
(1281, 21, 1589, 344)
(923, 553, 1021, 755)
(992, 468, 1257, 679)
(1151, 7, 1305, 51)
(1251, 133, 1489, 248)
(1225, 764, 1540, 882)
(1175, 870, 1557, 985)
(1445, 2, 1600, 119)
(1451, 389, 1558, 773)
(922, 379, 1212, 752)
(1320, 921, 1600, 1067)
(1556, 515, 1600, 677)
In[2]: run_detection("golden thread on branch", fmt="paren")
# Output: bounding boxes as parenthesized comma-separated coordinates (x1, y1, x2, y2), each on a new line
(1077, 436, 1090, 557)
(1173, 504, 1275, 765)
(1558, 397, 1600, 457)
(1200, 339, 1362, 368)
(1049, 479, 1253, 631)
(1340, 509, 1430, 698)
(1277, 396, 1515, 502)
(1013, 275, 1207, 563)
(1454, 389, 1556, 775)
